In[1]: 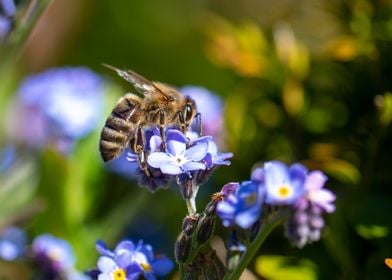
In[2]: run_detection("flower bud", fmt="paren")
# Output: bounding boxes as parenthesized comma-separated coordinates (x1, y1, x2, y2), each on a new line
(204, 199, 217, 217)
(174, 232, 192, 263)
(196, 215, 215, 244)
(182, 214, 200, 236)
(178, 175, 194, 199)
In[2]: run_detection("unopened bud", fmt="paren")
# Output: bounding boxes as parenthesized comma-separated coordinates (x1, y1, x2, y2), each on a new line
(174, 232, 192, 263)
(182, 214, 200, 236)
(196, 215, 215, 244)
(204, 200, 217, 216)
(178, 176, 194, 199)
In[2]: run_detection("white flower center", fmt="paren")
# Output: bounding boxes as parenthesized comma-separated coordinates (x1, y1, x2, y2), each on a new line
(170, 153, 188, 166)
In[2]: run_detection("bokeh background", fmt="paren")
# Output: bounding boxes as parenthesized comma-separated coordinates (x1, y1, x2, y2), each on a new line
(1, 0, 392, 279)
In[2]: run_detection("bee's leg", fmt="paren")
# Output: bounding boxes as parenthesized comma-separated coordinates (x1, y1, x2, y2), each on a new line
(177, 111, 186, 133)
(158, 110, 167, 150)
(130, 125, 150, 177)
(194, 112, 202, 136)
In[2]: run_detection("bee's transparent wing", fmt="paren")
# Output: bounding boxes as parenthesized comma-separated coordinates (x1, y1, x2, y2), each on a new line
(102, 63, 172, 101)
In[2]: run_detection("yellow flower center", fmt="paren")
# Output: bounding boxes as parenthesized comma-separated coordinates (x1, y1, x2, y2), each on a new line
(113, 268, 126, 280)
(278, 185, 292, 198)
(141, 262, 152, 272)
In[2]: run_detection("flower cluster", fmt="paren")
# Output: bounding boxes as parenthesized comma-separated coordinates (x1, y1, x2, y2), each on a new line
(8, 67, 105, 153)
(216, 160, 336, 247)
(89, 239, 173, 280)
(126, 128, 232, 194)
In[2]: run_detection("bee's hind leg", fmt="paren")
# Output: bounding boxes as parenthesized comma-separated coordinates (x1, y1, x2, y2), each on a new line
(130, 125, 150, 177)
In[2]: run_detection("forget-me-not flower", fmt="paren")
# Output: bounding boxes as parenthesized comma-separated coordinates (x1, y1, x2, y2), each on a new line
(95, 240, 173, 280)
(147, 130, 208, 175)
(216, 181, 264, 229)
(254, 161, 306, 205)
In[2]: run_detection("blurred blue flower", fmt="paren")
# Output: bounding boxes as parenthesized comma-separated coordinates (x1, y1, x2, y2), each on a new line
(10, 67, 105, 153)
(147, 130, 208, 175)
(0, 0, 15, 40)
(181, 86, 224, 139)
(95, 240, 173, 280)
(216, 181, 264, 229)
(254, 161, 306, 205)
(0, 226, 26, 261)
(32, 234, 75, 274)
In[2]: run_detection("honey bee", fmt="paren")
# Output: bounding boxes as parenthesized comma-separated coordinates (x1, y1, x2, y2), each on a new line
(99, 64, 199, 174)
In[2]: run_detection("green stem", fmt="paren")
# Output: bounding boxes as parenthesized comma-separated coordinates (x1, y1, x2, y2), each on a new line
(224, 211, 287, 280)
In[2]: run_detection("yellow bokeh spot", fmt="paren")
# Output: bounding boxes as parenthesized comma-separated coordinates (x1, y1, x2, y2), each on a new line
(113, 269, 126, 280)
(278, 185, 292, 198)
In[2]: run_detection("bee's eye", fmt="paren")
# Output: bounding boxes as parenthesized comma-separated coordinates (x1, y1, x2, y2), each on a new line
(184, 104, 193, 122)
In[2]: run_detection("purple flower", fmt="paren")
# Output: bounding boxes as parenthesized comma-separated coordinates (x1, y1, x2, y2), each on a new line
(285, 202, 327, 248)
(95, 240, 173, 280)
(0, 227, 26, 261)
(147, 130, 208, 175)
(32, 234, 75, 274)
(216, 181, 264, 229)
(256, 161, 306, 205)
(181, 86, 224, 139)
(9, 67, 105, 153)
(303, 171, 335, 213)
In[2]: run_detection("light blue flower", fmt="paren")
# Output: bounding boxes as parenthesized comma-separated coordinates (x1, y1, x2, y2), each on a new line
(259, 161, 306, 205)
(147, 130, 208, 175)
(216, 181, 264, 229)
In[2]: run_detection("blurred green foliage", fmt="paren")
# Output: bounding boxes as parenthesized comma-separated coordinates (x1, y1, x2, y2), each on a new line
(1, 0, 392, 279)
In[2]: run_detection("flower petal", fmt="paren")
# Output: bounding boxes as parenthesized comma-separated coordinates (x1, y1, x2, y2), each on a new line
(151, 257, 174, 276)
(182, 161, 206, 172)
(264, 161, 289, 188)
(304, 171, 327, 191)
(184, 141, 208, 161)
(149, 135, 162, 152)
(166, 129, 187, 143)
(166, 140, 186, 156)
(147, 153, 172, 168)
(160, 163, 182, 175)
(97, 256, 117, 273)
(98, 274, 112, 280)
(96, 240, 114, 258)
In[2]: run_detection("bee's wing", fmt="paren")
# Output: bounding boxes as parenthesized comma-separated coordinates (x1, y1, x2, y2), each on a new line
(102, 63, 173, 101)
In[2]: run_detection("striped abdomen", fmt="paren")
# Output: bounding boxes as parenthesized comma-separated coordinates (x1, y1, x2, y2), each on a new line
(99, 94, 142, 162)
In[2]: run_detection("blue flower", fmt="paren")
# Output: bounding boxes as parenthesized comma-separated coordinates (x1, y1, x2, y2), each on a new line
(216, 181, 264, 229)
(0, 227, 26, 261)
(147, 130, 208, 175)
(96, 240, 173, 280)
(32, 234, 76, 273)
(10, 67, 105, 152)
(254, 161, 306, 205)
